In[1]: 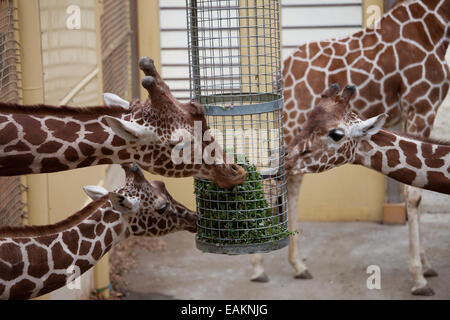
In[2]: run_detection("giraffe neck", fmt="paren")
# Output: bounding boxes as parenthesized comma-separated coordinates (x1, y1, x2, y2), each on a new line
(0, 196, 129, 300)
(0, 110, 136, 176)
(354, 130, 450, 194)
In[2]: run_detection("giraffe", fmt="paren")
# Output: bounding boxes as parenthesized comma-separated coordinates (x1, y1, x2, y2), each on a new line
(285, 84, 449, 295)
(0, 164, 197, 300)
(250, 0, 450, 295)
(287, 84, 450, 195)
(0, 57, 246, 188)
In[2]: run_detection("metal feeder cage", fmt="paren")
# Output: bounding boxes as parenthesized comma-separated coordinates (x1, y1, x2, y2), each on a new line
(187, 0, 289, 255)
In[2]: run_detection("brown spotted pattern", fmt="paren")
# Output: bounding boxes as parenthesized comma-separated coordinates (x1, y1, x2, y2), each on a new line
(252, 0, 450, 294)
(283, 0, 450, 146)
(0, 58, 245, 188)
(287, 86, 450, 195)
(0, 165, 196, 300)
(356, 131, 450, 194)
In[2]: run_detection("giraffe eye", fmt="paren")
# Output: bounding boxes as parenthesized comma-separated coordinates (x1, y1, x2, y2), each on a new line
(329, 129, 345, 142)
(156, 204, 168, 215)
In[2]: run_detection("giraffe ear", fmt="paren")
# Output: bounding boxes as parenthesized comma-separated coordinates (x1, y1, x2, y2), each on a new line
(350, 114, 387, 138)
(109, 192, 140, 215)
(105, 117, 159, 143)
(103, 93, 130, 109)
(83, 186, 109, 200)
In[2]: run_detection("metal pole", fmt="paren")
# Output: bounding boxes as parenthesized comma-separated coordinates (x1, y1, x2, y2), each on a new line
(188, 0, 201, 101)
(129, 0, 141, 99)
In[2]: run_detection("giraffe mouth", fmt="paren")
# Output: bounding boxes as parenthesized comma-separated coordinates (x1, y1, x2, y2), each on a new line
(213, 163, 246, 188)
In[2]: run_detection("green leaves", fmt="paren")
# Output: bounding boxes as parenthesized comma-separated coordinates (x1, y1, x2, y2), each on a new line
(194, 155, 290, 245)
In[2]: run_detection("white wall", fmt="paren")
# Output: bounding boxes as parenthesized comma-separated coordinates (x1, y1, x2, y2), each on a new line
(159, 0, 363, 101)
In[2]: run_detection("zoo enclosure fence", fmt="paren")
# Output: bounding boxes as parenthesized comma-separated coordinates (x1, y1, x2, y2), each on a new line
(0, 0, 26, 227)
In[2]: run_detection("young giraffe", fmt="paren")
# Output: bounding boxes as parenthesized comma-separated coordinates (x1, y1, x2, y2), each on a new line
(285, 84, 449, 295)
(0, 57, 245, 188)
(251, 0, 450, 293)
(287, 84, 450, 194)
(0, 164, 197, 300)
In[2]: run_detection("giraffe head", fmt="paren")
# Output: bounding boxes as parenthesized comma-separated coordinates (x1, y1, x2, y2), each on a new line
(286, 84, 387, 174)
(103, 57, 246, 188)
(84, 164, 197, 236)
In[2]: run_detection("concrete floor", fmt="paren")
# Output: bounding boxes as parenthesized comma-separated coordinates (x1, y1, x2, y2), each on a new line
(122, 214, 450, 300)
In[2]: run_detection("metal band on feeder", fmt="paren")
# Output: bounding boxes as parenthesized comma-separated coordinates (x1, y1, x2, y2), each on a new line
(186, 0, 289, 255)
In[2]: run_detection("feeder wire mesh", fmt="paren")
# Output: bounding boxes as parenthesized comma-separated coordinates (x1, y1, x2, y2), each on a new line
(187, 0, 289, 255)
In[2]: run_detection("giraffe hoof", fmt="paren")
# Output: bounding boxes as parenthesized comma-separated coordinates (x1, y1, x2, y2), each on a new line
(411, 285, 435, 296)
(250, 273, 270, 283)
(294, 270, 313, 280)
(142, 76, 155, 90)
(139, 57, 156, 74)
(423, 268, 438, 278)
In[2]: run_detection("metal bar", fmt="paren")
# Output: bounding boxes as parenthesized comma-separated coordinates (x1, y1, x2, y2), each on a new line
(129, 0, 141, 99)
(188, 0, 201, 100)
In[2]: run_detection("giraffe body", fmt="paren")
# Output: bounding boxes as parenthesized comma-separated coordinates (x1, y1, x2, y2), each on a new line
(283, 0, 450, 143)
(251, 0, 450, 295)
(0, 164, 196, 300)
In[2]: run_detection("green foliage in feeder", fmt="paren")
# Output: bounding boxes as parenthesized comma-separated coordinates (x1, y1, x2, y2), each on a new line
(194, 155, 290, 245)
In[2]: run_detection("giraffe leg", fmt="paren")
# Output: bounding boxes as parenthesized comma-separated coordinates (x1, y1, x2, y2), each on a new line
(287, 174, 312, 279)
(421, 247, 438, 278)
(406, 186, 434, 296)
(250, 254, 269, 282)
(401, 96, 443, 293)
(418, 211, 438, 278)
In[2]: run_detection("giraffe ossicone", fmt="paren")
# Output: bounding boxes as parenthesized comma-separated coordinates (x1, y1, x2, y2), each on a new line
(286, 84, 450, 194)
(0, 164, 197, 300)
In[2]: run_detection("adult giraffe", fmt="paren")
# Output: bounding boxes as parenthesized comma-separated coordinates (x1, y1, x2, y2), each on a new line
(0, 57, 245, 188)
(251, 0, 450, 296)
(0, 164, 197, 300)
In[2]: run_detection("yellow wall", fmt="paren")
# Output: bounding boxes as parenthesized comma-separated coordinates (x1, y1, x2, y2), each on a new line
(18, 0, 109, 299)
(299, 166, 385, 221)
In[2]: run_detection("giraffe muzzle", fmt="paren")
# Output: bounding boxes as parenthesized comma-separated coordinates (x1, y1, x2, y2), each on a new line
(213, 163, 246, 188)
